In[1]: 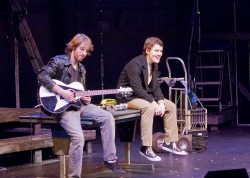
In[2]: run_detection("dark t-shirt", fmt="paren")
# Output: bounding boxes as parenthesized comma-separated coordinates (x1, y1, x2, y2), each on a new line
(68, 65, 79, 83)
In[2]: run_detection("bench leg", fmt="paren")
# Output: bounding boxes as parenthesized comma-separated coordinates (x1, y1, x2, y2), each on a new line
(84, 141, 92, 154)
(33, 150, 42, 164)
(60, 155, 67, 178)
(120, 142, 154, 170)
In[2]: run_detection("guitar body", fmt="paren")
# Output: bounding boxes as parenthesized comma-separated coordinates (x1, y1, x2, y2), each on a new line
(39, 79, 133, 115)
(39, 79, 84, 115)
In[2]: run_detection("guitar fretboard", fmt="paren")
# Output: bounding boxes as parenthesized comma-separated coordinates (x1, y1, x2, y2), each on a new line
(76, 89, 119, 97)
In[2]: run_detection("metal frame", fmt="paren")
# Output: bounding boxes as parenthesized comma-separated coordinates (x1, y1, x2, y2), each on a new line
(165, 57, 188, 135)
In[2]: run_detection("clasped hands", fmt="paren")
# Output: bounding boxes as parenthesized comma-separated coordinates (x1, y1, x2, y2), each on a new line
(155, 103, 165, 117)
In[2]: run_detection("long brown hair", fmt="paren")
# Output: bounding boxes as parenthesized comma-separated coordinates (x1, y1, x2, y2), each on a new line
(65, 33, 94, 55)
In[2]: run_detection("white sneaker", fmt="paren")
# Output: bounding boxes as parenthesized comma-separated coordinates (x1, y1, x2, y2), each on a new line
(161, 142, 188, 155)
(139, 146, 161, 161)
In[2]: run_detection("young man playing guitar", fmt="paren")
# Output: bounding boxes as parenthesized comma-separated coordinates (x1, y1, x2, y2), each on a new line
(38, 33, 125, 178)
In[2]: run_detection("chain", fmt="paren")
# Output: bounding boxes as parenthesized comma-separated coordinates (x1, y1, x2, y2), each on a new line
(99, 0, 104, 99)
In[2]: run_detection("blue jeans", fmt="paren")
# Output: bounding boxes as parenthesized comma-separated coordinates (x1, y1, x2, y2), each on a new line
(59, 104, 117, 178)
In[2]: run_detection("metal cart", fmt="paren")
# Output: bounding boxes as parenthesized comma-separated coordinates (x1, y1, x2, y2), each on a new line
(152, 57, 208, 152)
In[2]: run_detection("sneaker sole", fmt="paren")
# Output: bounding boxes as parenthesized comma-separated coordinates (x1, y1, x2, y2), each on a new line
(161, 147, 188, 155)
(139, 151, 161, 161)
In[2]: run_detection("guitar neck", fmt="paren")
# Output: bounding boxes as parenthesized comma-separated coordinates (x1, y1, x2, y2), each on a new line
(76, 89, 119, 97)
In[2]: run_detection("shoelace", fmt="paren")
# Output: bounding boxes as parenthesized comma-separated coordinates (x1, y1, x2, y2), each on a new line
(172, 143, 182, 152)
(146, 147, 157, 157)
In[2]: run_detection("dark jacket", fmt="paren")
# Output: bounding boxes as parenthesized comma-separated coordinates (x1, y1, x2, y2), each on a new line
(117, 55, 164, 103)
(37, 54, 86, 91)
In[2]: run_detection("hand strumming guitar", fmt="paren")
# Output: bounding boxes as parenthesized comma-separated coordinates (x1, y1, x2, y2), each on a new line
(52, 84, 77, 103)
(62, 90, 77, 103)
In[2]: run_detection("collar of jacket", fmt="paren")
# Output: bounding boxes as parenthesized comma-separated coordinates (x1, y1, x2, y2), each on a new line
(63, 55, 85, 75)
(140, 54, 159, 72)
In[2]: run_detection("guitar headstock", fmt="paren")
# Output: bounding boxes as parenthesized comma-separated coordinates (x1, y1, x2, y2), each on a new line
(118, 87, 133, 95)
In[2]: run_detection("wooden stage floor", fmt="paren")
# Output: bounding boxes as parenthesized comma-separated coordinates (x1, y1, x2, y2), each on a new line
(0, 120, 250, 178)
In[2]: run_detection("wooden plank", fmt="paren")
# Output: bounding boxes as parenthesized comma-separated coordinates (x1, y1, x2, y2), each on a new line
(0, 133, 53, 154)
(0, 108, 40, 123)
(0, 130, 96, 155)
(19, 109, 141, 125)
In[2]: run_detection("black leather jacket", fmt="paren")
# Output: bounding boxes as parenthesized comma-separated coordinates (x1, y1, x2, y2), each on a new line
(37, 54, 86, 91)
(117, 55, 164, 103)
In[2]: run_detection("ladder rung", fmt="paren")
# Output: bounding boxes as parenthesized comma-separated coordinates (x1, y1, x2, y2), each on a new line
(197, 49, 225, 53)
(194, 82, 221, 85)
(196, 65, 223, 69)
(202, 105, 222, 108)
(199, 98, 220, 101)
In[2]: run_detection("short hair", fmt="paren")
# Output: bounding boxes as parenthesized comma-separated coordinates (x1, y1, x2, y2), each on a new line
(65, 33, 94, 55)
(142, 37, 163, 55)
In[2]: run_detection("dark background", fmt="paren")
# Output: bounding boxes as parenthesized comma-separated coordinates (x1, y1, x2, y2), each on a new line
(0, 0, 249, 123)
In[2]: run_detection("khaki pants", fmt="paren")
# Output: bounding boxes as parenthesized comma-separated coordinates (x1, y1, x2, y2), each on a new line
(128, 98, 178, 146)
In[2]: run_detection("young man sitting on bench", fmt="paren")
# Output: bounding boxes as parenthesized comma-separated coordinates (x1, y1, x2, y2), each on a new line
(37, 33, 125, 178)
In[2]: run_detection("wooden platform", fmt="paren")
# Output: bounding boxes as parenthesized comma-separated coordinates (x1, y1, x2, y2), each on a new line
(207, 108, 237, 131)
(0, 129, 96, 155)
(0, 108, 97, 165)
(0, 107, 40, 123)
(0, 132, 53, 155)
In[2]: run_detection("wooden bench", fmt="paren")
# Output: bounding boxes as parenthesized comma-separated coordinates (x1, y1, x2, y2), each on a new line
(0, 128, 96, 163)
(0, 132, 53, 155)
(0, 107, 38, 123)
(19, 109, 155, 178)
(0, 108, 96, 165)
(0, 129, 96, 164)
